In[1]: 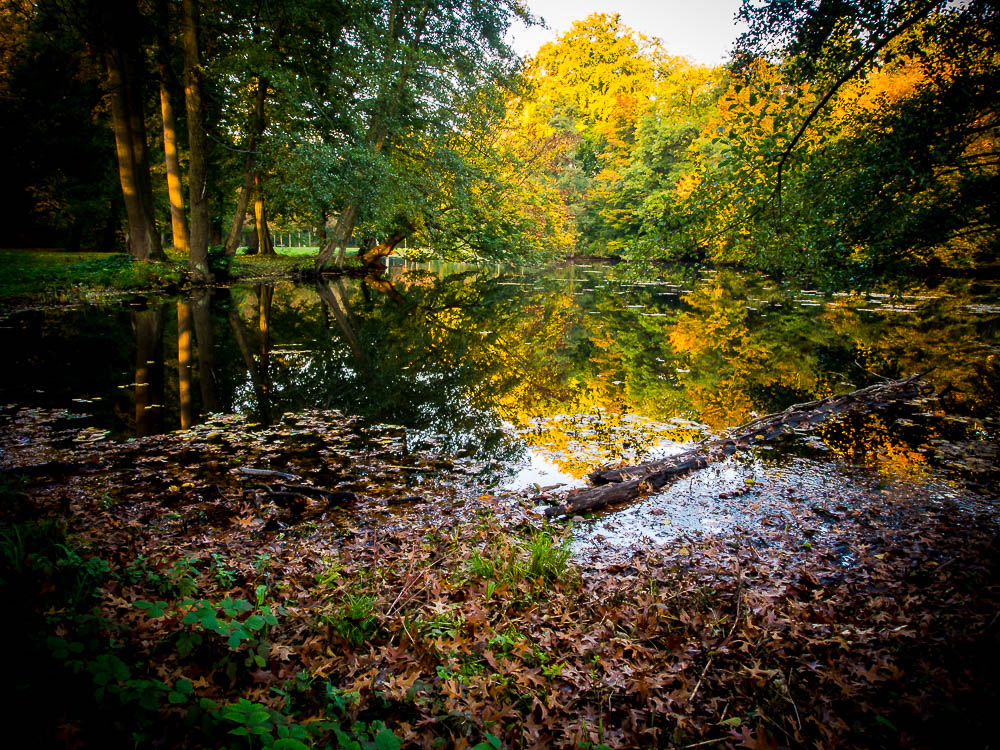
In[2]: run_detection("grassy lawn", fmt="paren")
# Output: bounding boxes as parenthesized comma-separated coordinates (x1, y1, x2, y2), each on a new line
(0, 247, 353, 303)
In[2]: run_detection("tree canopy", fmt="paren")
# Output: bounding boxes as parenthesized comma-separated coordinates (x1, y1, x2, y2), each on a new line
(2, 0, 996, 281)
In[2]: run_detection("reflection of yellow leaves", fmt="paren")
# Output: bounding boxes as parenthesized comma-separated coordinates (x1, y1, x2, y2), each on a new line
(517, 411, 702, 478)
(819, 416, 931, 483)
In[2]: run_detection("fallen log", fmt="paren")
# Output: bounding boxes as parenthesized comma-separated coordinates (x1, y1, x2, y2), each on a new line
(546, 373, 927, 519)
(238, 467, 300, 482)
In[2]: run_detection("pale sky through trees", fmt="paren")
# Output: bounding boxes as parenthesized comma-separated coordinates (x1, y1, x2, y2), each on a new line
(508, 0, 747, 65)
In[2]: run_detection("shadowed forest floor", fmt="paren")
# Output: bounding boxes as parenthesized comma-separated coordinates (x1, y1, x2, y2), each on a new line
(2, 404, 998, 749)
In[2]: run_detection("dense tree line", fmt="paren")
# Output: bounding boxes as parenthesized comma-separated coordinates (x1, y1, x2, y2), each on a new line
(1, 0, 563, 277)
(1, 0, 996, 281)
(520, 1, 998, 281)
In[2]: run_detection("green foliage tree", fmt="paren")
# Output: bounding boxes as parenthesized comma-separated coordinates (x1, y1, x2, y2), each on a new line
(690, 0, 1000, 279)
(515, 13, 726, 257)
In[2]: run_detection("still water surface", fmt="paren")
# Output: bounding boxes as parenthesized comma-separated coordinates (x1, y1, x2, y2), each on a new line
(2, 261, 997, 548)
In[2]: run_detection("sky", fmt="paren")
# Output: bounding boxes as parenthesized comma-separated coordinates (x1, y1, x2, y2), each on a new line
(507, 0, 748, 66)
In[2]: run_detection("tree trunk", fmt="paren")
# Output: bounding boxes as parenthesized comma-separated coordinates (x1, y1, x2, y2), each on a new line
(318, 213, 329, 247)
(316, 204, 358, 271)
(254, 174, 275, 255)
(246, 223, 259, 254)
(313, 5, 430, 274)
(156, 0, 188, 256)
(358, 232, 406, 267)
(103, 0, 164, 261)
(159, 79, 188, 255)
(182, 0, 212, 282)
(224, 76, 268, 257)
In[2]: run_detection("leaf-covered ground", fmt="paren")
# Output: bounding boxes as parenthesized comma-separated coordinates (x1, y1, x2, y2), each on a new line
(1, 405, 998, 749)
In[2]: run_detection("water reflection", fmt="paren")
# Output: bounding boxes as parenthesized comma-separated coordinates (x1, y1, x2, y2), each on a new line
(132, 305, 165, 437)
(0, 264, 996, 491)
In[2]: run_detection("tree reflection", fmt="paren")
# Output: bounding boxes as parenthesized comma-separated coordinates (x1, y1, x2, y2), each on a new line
(99, 265, 1000, 483)
(132, 305, 166, 437)
(177, 300, 194, 429)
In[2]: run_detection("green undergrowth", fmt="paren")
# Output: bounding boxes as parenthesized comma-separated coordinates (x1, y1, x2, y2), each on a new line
(0, 509, 548, 749)
(0, 518, 420, 749)
(0, 246, 446, 304)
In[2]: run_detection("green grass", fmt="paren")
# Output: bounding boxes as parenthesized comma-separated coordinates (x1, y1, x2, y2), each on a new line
(0, 248, 184, 301)
(0, 244, 429, 303)
(0, 247, 322, 301)
(236, 246, 327, 258)
(467, 527, 573, 587)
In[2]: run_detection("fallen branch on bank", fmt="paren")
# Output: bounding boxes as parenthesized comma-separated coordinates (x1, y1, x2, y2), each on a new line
(545, 373, 928, 518)
(238, 467, 301, 482)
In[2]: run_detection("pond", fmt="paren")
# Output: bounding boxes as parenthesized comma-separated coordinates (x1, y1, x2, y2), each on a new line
(2, 261, 998, 555)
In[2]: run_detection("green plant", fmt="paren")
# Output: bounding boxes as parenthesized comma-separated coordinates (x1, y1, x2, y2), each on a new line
(325, 593, 377, 646)
(525, 530, 572, 582)
(253, 553, 273, 573)
(122, 554, 163, 589)
(211, 552, 238, 587)
(179, 595, 281, 668)
(207, 244, 232, 276)
(0, 524, 28, 574)
(542, 662, 564, 678)
(466, 527, 573, 589)
(471, 734, 503, 750)
(467, 548, 498, 579)
(417, 607, 465, 640)
(163, 556, 200, 597)
(487, 626, 526, 655)
(314, 557, 344, 587)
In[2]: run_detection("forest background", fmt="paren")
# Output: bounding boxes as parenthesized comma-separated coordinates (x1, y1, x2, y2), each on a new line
(0, 0, 997, 285)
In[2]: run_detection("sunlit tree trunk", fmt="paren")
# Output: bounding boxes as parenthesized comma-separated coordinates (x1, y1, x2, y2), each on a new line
(224, 77, 268, 257)
(159, 81, 188, 255)
(103, 0, 165, 261)
(254, 173, 275, 256)
(359, 232, 406, 268)
(182, 0, 211, 282)
(156, 0, 188, 256)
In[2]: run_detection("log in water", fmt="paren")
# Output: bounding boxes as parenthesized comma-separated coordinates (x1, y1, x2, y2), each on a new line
(545, 373, 927, 518)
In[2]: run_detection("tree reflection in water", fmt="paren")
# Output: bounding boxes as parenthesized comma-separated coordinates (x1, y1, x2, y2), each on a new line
(0, 263, 995, 488)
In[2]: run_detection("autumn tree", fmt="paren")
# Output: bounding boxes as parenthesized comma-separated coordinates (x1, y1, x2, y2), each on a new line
(515, 13, 725, 257)
(687, 0, 1000, 278)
